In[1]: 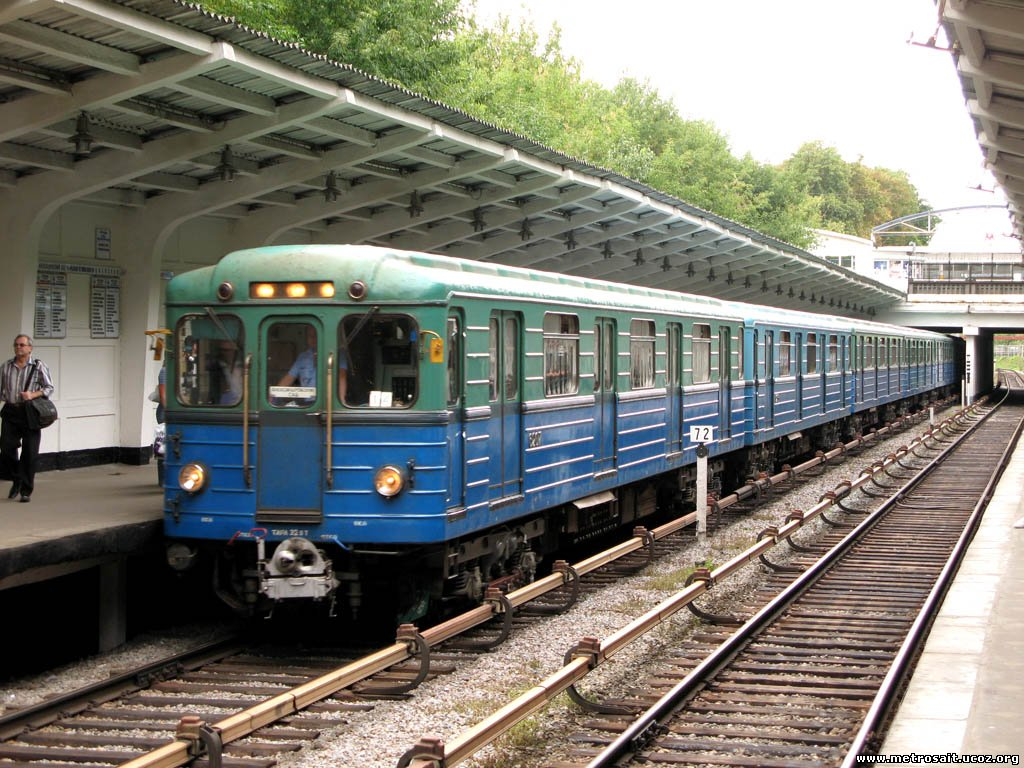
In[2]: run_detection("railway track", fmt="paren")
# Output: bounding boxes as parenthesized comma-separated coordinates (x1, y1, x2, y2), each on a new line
(550, 399, 1022, 768)
(0, 401, 964, 768)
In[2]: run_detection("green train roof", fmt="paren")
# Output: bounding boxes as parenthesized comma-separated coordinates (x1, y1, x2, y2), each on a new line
(167, 244, 949, 341)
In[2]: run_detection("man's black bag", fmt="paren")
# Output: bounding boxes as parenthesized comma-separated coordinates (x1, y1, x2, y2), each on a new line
(28, 397, 58, 429)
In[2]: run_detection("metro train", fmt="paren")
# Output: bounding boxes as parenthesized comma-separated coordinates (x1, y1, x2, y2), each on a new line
(161, 244, 957, 621)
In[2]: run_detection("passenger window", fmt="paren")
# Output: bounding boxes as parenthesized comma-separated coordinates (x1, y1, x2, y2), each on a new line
(692, 324, 711, 384)
(807, 333, 817, 374)
(338, 314, 418, 407)
(865, 337, 875, 368)
(543, 313, 579, 396)
(779, 331, 792, 375)
(175, 314, 245, 406)
(828, 335, 838, 372)
(629, 319, 655, 389)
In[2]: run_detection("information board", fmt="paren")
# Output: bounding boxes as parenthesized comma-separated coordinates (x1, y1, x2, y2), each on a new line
(33, 272, 68, 339)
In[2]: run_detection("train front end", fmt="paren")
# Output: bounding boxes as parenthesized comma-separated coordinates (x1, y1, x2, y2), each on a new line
(161, 246, 454, 621)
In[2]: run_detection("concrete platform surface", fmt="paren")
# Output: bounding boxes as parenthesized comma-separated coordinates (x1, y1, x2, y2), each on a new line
(0, 464, 163, 588)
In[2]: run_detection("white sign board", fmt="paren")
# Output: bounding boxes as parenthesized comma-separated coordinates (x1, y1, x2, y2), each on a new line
(689, 425, 716, 444)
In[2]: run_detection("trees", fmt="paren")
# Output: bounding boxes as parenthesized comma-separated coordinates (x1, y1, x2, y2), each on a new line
(195, 2, 924, 246)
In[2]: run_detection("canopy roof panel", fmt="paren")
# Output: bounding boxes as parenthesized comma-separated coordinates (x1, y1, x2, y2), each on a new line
(0, 0, 904, 315)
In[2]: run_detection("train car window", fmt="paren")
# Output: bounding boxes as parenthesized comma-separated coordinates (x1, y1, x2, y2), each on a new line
(865, 337, 875, 368)
(807, 333, 818, 374)
(629, 319, 655, 389)
(446, 316, 461, 407)
(667, 324, 681, 387)
(489, 317, 499, 401)
(879, 338, 888, 367)
(828, 335, 839, 372)
(779, 331, 792, 376)
(693, 324, 711, 384)
(735, 328, 743, 378)
(504, 316, 519, 400)
(175, 314, 244, 407)
(338, 314, 418, 407)
(543, 313, 579, 396)
(267, 322, 316, 406)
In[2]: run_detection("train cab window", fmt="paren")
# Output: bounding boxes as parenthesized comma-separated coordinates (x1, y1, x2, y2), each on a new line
(779, 331, 792, 376)
(828, 335, 839, 372)
(338, 314, 418, 407)
(692, 324, 711, 384)
(267, 322, 317, 407)
(807, 333, 818, 374)
(543, 313, 579, 396)
(629, 319, 655, 389)
(175, 314, 245, 407)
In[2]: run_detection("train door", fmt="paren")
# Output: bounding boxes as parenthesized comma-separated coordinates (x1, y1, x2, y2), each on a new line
(488, 312, 522, 501)
(718, 327, 731, 438)
(765, 331, 775, 428)
(257, 317, 324, 519)
(594, 317, 617, 475)
(445, 313, 466, 510)
(666, 323, 683, 453)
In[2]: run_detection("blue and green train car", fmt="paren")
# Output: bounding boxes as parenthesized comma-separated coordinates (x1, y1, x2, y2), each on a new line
(162, 245, 957, 619)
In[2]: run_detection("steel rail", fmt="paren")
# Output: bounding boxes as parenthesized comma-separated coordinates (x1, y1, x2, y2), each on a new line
(584, 399, 1007, 768)
(393, 400, 987, 768)
(109, 400, 962, 768)
(843, 400, 1024, 764)
(0, 636, 243, 741)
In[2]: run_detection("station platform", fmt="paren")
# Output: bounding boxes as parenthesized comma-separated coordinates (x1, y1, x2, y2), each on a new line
(0, 463, 162, 591)
(881, 428, 1024, 757)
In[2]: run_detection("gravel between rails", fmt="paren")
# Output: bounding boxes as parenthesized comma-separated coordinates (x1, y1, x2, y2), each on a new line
(0, 406, 957, 768)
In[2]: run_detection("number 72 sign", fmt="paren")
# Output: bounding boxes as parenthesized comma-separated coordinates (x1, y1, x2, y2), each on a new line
(688, 425, 716, 444)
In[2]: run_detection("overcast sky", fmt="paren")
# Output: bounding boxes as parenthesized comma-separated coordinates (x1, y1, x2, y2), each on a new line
(466, 0, 1005, 219)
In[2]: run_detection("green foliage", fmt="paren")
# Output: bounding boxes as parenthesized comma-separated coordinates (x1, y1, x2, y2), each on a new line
(194, 2, 925, 247)
(784, 141, 927, 239)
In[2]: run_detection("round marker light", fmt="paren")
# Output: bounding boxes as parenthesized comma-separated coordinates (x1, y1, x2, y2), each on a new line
(286, 283, 307, 298)
(216, 281, 234, 301)
(319, 282, 335, 298)
(348, 281, 367, 301)
(374, 465, 405, 497)
(179, 463, 207, 493)
(254, 283, 276, 298)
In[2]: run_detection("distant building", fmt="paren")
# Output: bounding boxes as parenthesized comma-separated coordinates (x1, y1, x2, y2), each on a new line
(811, 208, 1024, 296)
(812, 230, 908, 291)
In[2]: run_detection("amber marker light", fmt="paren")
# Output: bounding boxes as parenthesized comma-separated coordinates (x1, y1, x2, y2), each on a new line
(286, 283, 307, 298)
(253, 283, 276, 298)
(319, 282, 336, 298)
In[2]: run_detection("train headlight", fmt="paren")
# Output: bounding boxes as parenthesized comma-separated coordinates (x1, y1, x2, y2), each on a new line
(374, 465, 406, 497)
(179, 463, 208, 493)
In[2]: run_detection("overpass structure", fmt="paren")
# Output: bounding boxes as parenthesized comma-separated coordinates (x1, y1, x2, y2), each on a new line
(0, 0, 904, 464)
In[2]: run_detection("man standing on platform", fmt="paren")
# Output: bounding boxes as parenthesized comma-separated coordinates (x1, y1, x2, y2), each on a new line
(0, 335, 54, 502)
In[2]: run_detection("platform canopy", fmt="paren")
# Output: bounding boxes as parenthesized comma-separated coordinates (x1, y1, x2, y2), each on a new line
(0, 0, 902, 315)
(944, 0, 1024, 242)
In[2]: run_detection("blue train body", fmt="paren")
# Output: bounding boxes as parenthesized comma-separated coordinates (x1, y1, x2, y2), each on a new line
(161, 245, 957, 618)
